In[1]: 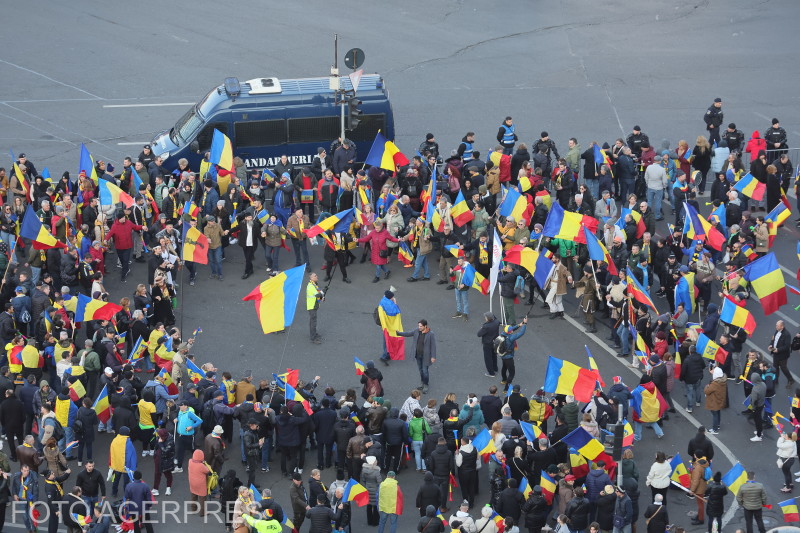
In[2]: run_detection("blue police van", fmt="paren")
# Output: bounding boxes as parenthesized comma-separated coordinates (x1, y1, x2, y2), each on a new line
(150, 74, 395, 172)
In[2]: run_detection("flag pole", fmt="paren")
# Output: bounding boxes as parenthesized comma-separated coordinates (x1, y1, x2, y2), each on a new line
(0, 237, 21, 291)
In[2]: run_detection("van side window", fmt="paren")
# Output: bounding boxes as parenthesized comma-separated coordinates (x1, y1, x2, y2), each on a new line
(196, 122, 229, 152)
(347, 114, 385, 144)
(235, 120, 287, 147)
(288, 117, 340, 144)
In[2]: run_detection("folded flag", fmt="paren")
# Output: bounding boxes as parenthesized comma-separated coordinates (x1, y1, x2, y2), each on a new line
(696, 333, 728, 364)
(354, 357, 365, 376)
(20, 207, 67, 250)
(68, 380, 85, 402)
(342, 478, 369, 506)
(378, 295, 405, 361)
(543, 355, 598, 403)
(71, 514, 92, 527)
(733, 172, 766, 201)
(741, 252, 786, 315)
(669, 454, 691, 488)
(242, 264, 305, 334)
(365, 132, 409, 171)
(719, 298, 756, 335)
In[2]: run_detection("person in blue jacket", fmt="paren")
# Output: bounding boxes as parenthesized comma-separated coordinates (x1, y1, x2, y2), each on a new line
(173, 402, 202, 472)
(499, 317, 528, 391)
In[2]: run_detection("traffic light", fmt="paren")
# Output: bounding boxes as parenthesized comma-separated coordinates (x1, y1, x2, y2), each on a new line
(347, 96, 362, 130)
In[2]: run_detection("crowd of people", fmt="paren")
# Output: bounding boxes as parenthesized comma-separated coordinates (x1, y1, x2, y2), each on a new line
(0, 103, 794, 533)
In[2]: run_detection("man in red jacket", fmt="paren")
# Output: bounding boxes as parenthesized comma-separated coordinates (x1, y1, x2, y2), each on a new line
(104, 213, 144, 282)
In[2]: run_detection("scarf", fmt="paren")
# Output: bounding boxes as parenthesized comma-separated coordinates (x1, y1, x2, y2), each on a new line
(479, 241, 488, 264)
(46, 478, 63, 497)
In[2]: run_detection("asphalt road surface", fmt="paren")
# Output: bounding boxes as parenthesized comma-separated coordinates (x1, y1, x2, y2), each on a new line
(2, 0, 800, 531)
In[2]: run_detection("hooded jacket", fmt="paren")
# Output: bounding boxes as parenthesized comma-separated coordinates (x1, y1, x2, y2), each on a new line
(382, 407, 409, 445)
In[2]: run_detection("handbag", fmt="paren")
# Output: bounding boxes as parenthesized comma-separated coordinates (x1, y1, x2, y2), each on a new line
(778, 457, 789, 469)
(378, 249, 389, 258)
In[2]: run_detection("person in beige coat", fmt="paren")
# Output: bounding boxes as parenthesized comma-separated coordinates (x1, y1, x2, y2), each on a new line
(545, 255, 573, 319)
(704, 366, 727, 434)
(754, 216, 770, 254)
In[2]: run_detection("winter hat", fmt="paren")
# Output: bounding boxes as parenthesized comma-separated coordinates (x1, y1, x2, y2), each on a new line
(648, 355, 660, 365)
(773, 118, 780, 125)
(679, 265, 689, 273)
(213, 425, 224, 435)
(712, 367, 724, 380)
(426, 133, 434, 141)
(707, 303, 718, 313)
(119, 426, 130, 436)
(157, 428, 168, 440)
(366, 360, 375, 369)
(365, 456, 377, 465)
(424, 471, 434, 482)
(655, 331, 667, 340)
(613, 376, 622, 384)
(384, 290, 394, 299)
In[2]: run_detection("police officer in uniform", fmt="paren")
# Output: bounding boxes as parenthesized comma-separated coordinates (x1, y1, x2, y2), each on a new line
(721, 123, 745, 154)
(418, 133, 440, 161)
(703, 98, 724, 146)
(457, 132, 476, 162)
(626, 125, 650, 158)
(497, 117, 518, 156)
(764, 118, 788, 158)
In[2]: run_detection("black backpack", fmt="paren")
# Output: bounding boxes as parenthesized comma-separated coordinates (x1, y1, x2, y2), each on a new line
(72, 418, 85, 439)
(48, 418, 65, 441)
(493, 335, 511, 356)
(201, 400, 215, 434)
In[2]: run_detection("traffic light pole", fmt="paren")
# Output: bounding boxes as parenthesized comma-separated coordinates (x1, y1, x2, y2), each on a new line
(333, 34, 345, 141)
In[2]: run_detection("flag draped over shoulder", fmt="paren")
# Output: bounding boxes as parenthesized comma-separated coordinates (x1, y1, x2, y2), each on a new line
(242, 265, 305, 334)
(378, 296, 405, 360)
(630, 382, 667, 423)
(674, 272, 696, 314)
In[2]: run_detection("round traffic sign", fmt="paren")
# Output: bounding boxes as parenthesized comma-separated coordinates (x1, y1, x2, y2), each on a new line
(344, 48, 365, 70)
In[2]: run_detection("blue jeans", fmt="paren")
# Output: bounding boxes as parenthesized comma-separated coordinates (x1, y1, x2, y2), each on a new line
(711, 410, 720, 431)
(455, 289, 469, 315)
(240, 428, 247, 463)
(0, 231, 13, 251)
(412, 254, 429, 279)
(261, 437, 272, 469)
(416, 357, 429, 385)
(375, 264, 389, 277)
(411, 440, 426, 470)
(616, 323, 630, 355)
(684, 382, 702, 409)
(613, 525, 632, 533)
(82, 495, 99, 512)
(291, 239, 309, 266)
(264, 245, 280, 270)
(30, 266, 41, 286)
(646, 188, 664, 219)
(381, 337, 389, 362)
(111, 470, 131, 497)
(620, 179, 635, 200)
(377, 512, 398, 533)
(209, 246, 223, 276)
(633, 420, 663, 440)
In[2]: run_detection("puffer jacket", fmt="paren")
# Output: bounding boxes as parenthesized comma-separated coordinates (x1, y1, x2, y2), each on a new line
(458, 404, 485, 436)
(360, 463, 382, 505)
(382, 407, 409, 445)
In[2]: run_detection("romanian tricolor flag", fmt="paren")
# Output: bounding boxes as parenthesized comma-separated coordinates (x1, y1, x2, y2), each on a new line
(741, 244, 757, 263)
(721, 463, 748, 496)
(378, 295, 405, 360)
(779, 498, 800, 523)
(593, 144, 614, 175)
(71, 514, 92, 527)
(696, 333, 728, 364)
(451, 190, 474, 227)
(242, 264, 305, 334)
(304, 208, 356, 238)
(74, 294, 123, 323)
(181, 225, 209, 264)
(584, 227, 617, 276)
(562, 428, 614, 468)
(472, 427, 497, 459)
(421, 167, 437, 221)
(157, 368, 179, 395)
(520, 421, 544, 443)
(503, 245, 537, 276)
(375, 476, 405, 513)
(364, 132, 409, 171)
(585, 346, 605, 387)
(354, 357, 366, 376)
(569, 448, 590, 479)
(498, 187, 529, 224)
(542, 202, 598, 244)
(617, 208, 646, 240)
(349, 412, 362, 426)
(456, 262, 490, 295)
(98, 179, 134, 208)
(128, 336, 147, 363)
(209, 129, 234, 173)
(276, 369, 299, 388)
(375, 193, 398, 217)
(669, 454, 691, 488)
(683, 203, 726, 251)
(185, 358, 204, 384)
(741, 252, 786, 315)
(539, 471, 556, 504)
(79, 144, 99, 185)
(622, 420, 635, 447)
(630, 382, 667, 424)
(13, 162, 31, 201)
(397, 241, 414, 266)
(734, 172, 766, 201)
(68, 380, 86, 402)
(719, 298, 756, 335)
(675, 272, 697, 314)
(20, 207, 67, 250)
(543, 356, 598, 403)
(92, 386, 111, 423)
(180, 199, 200, 219)
(766, 200, 791, 247)
(342, 478, 369, 506)
(445, 244, 465, 259)
(489, 510, 506, 533)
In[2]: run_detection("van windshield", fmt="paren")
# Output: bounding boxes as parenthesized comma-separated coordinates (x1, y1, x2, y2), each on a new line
(171, 107, 204, 145)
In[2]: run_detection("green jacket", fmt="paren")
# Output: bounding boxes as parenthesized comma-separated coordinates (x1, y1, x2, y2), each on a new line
(408, 417, 431, 442)
(551, 238, 576, 259)
(736, 481, 767, 511)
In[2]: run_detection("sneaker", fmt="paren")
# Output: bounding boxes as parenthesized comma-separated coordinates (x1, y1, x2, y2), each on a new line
(686, 407, 693, 413)
(750, 436, 762, 442)
(165, 487, 171, 496)
(484, 373, 496, 378)
(142, 450, 147, 457)
(707, 429, 718, 435)
(451, 313, 462, 319)
(261, 467, 270, 472)
(151, 489, 160, 496)
(149, 450, 155, 456)
(173, 467, 183, 473)
(77, 462, 82, 467)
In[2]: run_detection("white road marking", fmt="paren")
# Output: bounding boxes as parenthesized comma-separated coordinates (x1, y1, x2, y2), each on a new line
(103, 103, 194, 108)
(0, 58, 102, 99)
(117, 142, 150, 146)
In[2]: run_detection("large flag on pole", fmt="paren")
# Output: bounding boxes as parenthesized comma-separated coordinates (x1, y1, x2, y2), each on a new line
(364, 132, 409, 171)
(242, 264, 306, 334)
(489, 228, 503, 298)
